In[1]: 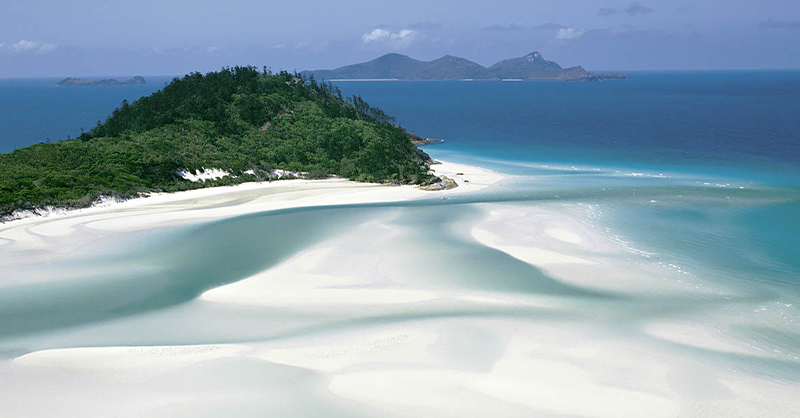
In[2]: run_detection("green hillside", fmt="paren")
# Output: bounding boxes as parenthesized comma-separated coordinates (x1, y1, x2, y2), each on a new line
(0, 66, 432, 217)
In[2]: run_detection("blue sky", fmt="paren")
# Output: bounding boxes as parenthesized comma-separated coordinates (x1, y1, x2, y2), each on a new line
(1, 0, 799, 77)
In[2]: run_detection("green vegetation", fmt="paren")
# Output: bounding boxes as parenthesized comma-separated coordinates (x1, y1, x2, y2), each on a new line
(0, 66, 432, 217)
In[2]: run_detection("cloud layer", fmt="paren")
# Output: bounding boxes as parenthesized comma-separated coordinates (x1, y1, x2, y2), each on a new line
(362, 28, 421, 48)
(598, 3, 654, 17)
(557, 27, 584, 40)
(1, 40, 58, 54)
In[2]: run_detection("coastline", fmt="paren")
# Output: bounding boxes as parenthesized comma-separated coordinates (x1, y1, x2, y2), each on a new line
(0, 160, 501, 254)
(3, 157, 799, 417)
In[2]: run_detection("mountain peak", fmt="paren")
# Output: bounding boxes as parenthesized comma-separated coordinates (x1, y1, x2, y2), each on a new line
(526, 52, 544, 63)
(377, 53, 412, 60)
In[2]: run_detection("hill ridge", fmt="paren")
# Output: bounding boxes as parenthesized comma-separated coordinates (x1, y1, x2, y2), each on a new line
(303, 52, 627, 81)
(1, 67, 433, 217)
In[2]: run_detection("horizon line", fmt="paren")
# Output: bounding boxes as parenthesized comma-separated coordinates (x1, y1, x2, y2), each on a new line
(2, 68, 800, 79)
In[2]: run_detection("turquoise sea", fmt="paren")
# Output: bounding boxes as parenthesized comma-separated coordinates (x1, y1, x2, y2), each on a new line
(1, 72, 799, 416)
(331, 73, 800, 285)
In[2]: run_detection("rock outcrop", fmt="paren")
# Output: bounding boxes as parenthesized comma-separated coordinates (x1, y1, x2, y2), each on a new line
(419, 176, 458, 191)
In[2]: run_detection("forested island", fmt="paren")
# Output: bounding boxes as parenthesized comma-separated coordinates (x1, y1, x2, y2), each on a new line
(303, 52, 628, 82)
(57, 76, 147, 87)
(1, 67, 435, 218)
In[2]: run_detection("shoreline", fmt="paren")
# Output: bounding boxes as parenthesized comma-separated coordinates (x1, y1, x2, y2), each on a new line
(0, 160, 503, 253)
(3, 157, 799, 417)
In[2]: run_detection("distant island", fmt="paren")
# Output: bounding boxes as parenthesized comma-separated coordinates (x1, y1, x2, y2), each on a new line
(57, 76, 147, 87)
(303, 52, 628, 82)
(2, 68, 437, 217)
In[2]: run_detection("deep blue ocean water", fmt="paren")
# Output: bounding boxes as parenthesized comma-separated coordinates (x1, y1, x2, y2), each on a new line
(0, 76, 173, 152)
(334, 72, 800, 186)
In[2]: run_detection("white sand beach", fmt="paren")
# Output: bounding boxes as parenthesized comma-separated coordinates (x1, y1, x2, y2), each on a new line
(0, 161, 500, 257)
(2, 160, 799, 418)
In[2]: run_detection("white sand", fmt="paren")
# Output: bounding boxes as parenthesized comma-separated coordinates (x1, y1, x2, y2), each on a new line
(0, 159, 509, 417)
(177, 167, 230, 182)
(0, 160, 500, 256)
(14, 344, 247, 372)
(644, 322, 755, 355)
(468, 204, 722, 294)
(9, 317, 799, 418)
(464, 341, 678, 418)
(201, 245, 441, 307)
(429, 161, 504, 193)
(3, 159, 799, 418)
(544, 228, 583, 243)
(472, 228, 594, 265)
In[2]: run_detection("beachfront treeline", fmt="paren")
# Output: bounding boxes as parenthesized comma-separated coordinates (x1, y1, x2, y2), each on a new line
(0, 66, 432, 217)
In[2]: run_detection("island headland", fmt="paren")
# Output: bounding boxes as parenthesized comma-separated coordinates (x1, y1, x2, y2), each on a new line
(1, 67, 448, 219)
(302, 52, 628, 82)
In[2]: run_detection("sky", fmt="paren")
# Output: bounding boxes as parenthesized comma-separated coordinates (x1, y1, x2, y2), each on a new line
(1, 0, 800, 77)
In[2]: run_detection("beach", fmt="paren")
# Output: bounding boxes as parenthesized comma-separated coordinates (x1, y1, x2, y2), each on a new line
(0, 161, 496, 256)
(2, 156, 799, 418)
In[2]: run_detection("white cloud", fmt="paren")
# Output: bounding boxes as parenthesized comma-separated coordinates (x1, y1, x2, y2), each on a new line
(12, 40, 39, 52)
(395, 29, 417, 40)
(36, 43, 58, 54)
(363, 28, 391, 43)
(207, 46, 218, 56)
(294, 42, 309, 49)
(362, 28, 421, 48)
(4, 40, 58, 54)
(273, 43, 287, 49)
(557, 27, 584, 40)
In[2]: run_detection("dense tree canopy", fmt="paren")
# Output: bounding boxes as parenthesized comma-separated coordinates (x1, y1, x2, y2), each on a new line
(0, 67, 432, 217)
